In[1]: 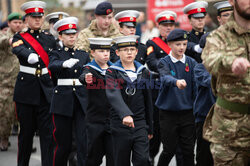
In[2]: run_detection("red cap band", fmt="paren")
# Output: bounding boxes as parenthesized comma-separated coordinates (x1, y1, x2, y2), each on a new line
(157, 16, 175, 23)
(25, 7, 44, 14)
(57, 24, 77, 32)
(187, 8, 206, 15)
(118, 17, 136, 23)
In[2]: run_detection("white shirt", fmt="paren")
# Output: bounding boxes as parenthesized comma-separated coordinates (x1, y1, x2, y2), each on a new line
(169, 51, 186, 64)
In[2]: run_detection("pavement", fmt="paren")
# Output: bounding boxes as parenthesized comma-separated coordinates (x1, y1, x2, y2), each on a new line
(0, 136, 177, 166)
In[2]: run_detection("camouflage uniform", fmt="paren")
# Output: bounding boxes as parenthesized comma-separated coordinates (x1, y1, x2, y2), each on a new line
(201, 14, 250, 166)
(0, 29, 19, 140)
(75, 19, 120, 54)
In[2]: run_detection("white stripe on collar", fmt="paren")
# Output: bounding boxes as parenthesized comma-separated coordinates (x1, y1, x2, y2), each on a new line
(88, 65, 106, 75)
(169, 51, 186, 64)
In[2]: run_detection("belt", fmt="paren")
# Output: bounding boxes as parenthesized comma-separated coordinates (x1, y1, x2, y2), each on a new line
(57, 79, 82, 86)
(216, 97, 250, 114)
(20, 65, 48, 76)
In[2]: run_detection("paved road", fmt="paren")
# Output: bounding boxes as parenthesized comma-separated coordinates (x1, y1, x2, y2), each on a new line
(0, 136, 177, 166)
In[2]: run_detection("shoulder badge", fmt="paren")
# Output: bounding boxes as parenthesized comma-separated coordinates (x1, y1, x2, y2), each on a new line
(147, 46, 154, 55)
(12, 40, 23, 47)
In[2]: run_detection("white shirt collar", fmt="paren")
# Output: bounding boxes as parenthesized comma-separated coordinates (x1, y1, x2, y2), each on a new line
(169, 51, 186, 64)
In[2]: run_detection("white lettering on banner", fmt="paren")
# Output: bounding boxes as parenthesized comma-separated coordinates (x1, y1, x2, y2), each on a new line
(155, 0, 184, 7)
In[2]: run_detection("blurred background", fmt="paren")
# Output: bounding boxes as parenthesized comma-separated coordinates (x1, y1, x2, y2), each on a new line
(0, 0, 225, 32)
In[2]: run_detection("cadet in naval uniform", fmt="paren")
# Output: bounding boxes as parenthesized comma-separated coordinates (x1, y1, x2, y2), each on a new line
(12, 1, 56, 166)
(145, 10, 176, 165)
(79, 38, 114, 166)
(49, 17, 90, 166)
(106, 35, 153, 166)
(110, 10, 147, 65)
(183, 1, 208, 63)
(214, 1, 233, 26)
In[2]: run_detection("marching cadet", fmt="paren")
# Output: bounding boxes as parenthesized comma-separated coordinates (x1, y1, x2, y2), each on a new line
(45, 11, 69, 41)
(110, 10, 147, 65)
(213, 1, 233, 26)
(12, 1, 56, 166)
(155, 29, 197, 166)
(79, 38, 114, 166)
(105, 35, 153, 166)
(0, 12, 23, 151)
(183, 1, 208, 63)
(49, 16, 90, 166)
(145, 10, 176, 165)
(75, 1, 120, 55)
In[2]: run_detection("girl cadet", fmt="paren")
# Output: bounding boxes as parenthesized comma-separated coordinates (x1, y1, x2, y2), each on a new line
(105, 35, 153, 166)
(48, 17, 90, 166)
(79, 38, 114, 166)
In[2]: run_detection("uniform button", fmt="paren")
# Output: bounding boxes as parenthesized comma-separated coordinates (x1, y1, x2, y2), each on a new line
(74, 69, 77, 73)
(36, 36, 39, 39)
(160, 50, 163, 53)
(38, 64, 40, 68)
(21, 77, 24, 80)
(141, 57, 143, 60)
(55, 90, 58, 93)
(37, 74, 40, 77)
(29, 48, 31, 50)
(73, 88, 76, 91)
(72, 52, 74, 55)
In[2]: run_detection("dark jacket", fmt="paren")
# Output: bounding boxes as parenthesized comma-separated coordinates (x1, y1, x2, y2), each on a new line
(48, 46, 90, 117)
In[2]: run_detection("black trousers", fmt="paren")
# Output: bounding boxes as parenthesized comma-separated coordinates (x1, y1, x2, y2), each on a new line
(158, 110, 195, 166)
(149, 89, 161, 159)
(52, 98, 87, 166)
(16, 95, 52, 166)
(86, 122, 114, 166)
(195, 121, 213, 166)
(112, 123, 150, 166)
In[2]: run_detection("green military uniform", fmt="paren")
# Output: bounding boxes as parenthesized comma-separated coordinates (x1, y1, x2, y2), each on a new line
(0, 28, 20, 141)
(201, 14, 250, 166)
(75, 19, 120, 54)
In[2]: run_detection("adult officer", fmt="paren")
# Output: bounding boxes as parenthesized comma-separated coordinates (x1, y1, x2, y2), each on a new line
(0, 12, 23, 151)
(12, 1, 56, 166)
(145, 10, 176, 165)
(183, 1, 208, 63)
(110, 10, 147, 65)
(214, 1, 233, 26)
(75, 1, 120, 55)
(202, 0, 250, 165)
(50, 17, 90, 166)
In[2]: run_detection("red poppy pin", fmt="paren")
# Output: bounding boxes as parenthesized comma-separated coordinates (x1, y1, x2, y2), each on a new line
(106, 9, 112, 15)
(185, 63, 189, 72)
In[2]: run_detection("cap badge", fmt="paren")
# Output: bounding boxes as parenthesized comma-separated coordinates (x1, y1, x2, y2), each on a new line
(106, 9, 112, 15)
(130, 17, 134, 21)
(184, 34, 187, 39)
(35, 8, 39, 12)
(166, 15, 170, 19)
(197, 8, 201, 12)
(59, 14, 63, 20)
(69, 24, 73, 28)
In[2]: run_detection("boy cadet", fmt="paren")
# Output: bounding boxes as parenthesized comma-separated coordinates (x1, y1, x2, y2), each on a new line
(106, 35, 153, 166)
(145, 10, 176, 165)
(49, 17, 90, 166)
(110, 10, 147, 65)
(155, 29, 197, 166)
(75, 1, 120, 54)
(79, 38, 114, 166)
(45, 12, 69, 40)
(183, 1, 208, 63)
(0, 12, 23, 151)
(12, 1, 56, 166)
(213, 1, 233, 26)
(202, 0, 250, 165)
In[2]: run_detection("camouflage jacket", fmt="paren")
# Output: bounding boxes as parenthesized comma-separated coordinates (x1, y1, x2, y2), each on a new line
(75, 19, 121, 53)
(0, 29, 19, 90)
(201, 15, 250, 104)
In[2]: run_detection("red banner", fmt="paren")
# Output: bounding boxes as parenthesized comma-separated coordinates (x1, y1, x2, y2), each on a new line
(147, 0, 194, 30)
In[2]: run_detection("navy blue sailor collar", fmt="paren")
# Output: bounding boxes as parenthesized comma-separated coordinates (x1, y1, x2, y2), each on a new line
(109, 60, 145, 74)
(85, 59, 113, 75)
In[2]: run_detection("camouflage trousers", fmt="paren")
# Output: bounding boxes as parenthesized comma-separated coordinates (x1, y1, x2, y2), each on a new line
(0, 89, 16, 139)
(203, 104, 250, 166)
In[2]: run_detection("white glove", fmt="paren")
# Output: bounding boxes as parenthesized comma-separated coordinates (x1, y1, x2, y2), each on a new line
(27, 53, 39, 64)
(62, 58, 79, 68)
(194, 44, 203, 53)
